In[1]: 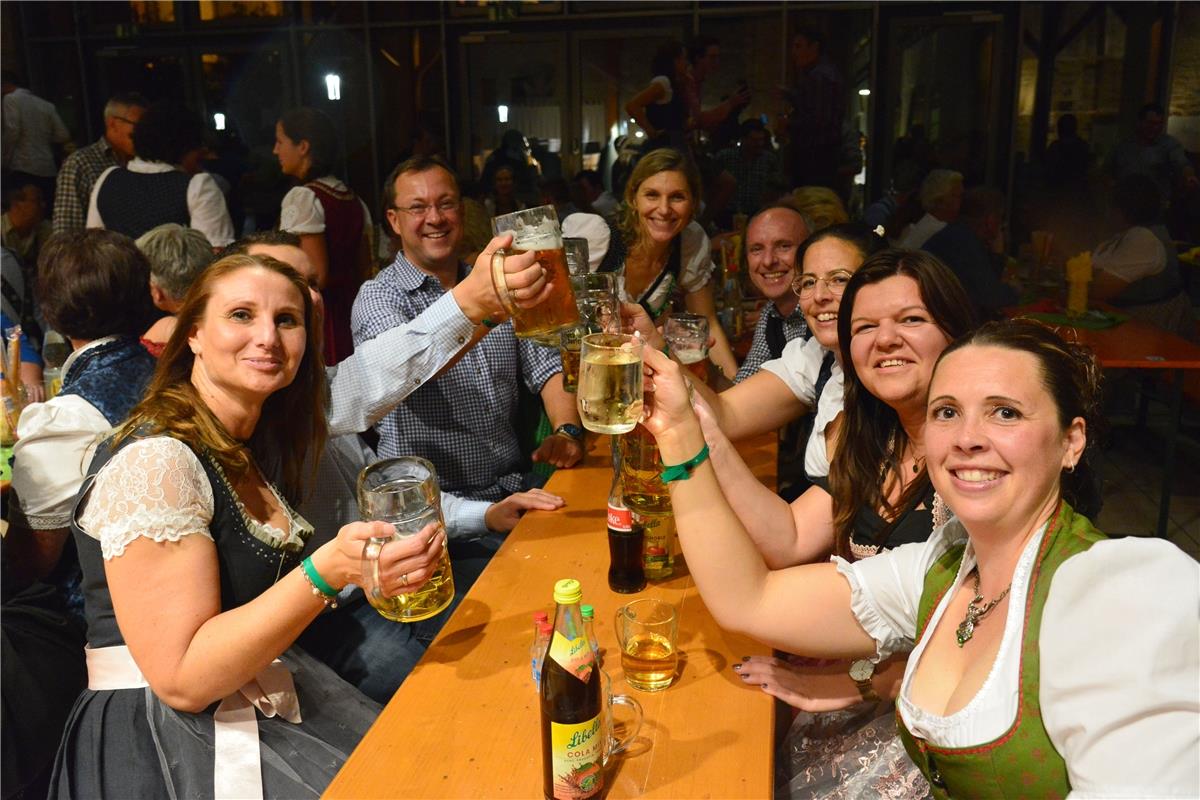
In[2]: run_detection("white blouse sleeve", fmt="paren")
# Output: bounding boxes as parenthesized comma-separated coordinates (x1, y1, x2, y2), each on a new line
(678, 222, 714, 293)
(1091, 226, 1165, 284)
(1040, 538, 1200, 798)
(833, 522, 966, 662)
(279, 185, 326, 234)
(77, 437, 215, 560)
(760, 336, 824, 405)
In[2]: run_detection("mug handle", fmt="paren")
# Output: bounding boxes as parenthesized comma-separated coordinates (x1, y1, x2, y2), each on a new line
(490, 249, 521, 317)
(361, 538, 388, 601)
(606, 693, 643, 762)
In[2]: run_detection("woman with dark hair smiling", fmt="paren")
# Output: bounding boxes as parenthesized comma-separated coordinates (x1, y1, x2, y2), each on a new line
(275, 106, 373, 364)
(49, 253, 443, 798)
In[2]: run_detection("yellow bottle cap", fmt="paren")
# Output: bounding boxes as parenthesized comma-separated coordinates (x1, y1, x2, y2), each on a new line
(553, 578, 582, 605)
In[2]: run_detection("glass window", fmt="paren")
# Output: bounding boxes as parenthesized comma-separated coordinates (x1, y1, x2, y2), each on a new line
(1168, 2, 1200, 153)
(93, 50, 189, 105)
(23, 2, 76, 37)
(196, 1, 284, 23)
(130, 1, 175, 25)
(296, 1, 363, 25)
(372, 28, 447, 175)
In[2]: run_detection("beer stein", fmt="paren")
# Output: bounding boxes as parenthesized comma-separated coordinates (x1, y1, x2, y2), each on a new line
(614, 598, 679, 692)
(569, 273, 619, 334)
(664, 313, 709, 366)
(577, 333, 643, 435)
(598, 670, 643, 766)
(490, 205, 579, 345)
(358, 457, 455, 622)
(564, 236, 591, 276)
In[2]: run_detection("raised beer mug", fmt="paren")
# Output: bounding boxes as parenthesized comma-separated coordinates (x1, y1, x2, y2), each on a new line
(615, 598, 679, 692)
(490, 204, 580, 346)
(577, 333, 644, 435)
(357, 457, 455, 623)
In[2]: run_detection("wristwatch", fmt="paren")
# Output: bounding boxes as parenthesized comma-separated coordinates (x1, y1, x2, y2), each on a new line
(849, 659, 881, 703)
(553, 423, 584, 442)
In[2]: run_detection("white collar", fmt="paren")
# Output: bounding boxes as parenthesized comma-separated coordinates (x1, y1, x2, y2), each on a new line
(127, 158, 178, 174)
(62, 335, 121, 375)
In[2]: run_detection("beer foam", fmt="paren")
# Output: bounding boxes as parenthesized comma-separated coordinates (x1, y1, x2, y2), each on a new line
(512, 231, 562, 250)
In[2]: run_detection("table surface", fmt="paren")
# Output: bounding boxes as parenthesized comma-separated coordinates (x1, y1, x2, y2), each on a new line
(1011, 308, 1200, 370)
(325, 434, 778, 800)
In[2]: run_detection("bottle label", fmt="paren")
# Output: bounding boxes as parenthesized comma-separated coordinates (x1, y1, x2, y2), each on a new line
(607, 504, 632, 531)
(547, 630, 594, 683)
(549, 716, 603, 800)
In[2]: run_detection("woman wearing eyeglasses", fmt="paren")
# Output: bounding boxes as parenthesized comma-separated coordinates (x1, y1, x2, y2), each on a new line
(275, 107, 373, 365)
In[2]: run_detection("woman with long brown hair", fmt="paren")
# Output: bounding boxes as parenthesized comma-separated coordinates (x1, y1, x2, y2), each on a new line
(50, 254, 444, 798)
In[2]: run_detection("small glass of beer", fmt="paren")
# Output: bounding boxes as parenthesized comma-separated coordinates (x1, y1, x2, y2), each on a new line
(664, 313, 709, 367)
(577, 333, 644, 434)
(490, 205, 579, 345)
(357, 457, 455, 623)
(614, 598, 679, 692)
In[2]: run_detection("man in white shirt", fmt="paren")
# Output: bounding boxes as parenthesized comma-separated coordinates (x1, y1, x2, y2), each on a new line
(1, 70, 71, 204)
(896, 169, 962, 250)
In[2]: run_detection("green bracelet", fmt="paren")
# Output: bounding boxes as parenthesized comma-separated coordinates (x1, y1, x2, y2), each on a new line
(481, 317, 499, 329)
(660, 443, 710, 483)
(301, 556, 338, 604)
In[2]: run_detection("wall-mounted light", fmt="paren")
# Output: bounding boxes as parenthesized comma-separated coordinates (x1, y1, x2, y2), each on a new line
(634, 130, 644, 139)
(325, 73, 342, 101)
(497, 104, 509, 123)
(858, 88, 871, 97)
(213, 112, 226, 131)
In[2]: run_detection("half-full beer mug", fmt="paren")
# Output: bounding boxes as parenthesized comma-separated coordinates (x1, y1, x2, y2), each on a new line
(615, 598, 679, 692)
(491, 205, 579, 345)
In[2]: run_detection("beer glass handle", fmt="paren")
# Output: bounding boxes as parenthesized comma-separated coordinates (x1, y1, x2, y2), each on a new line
(607, 694, 643, 759)
(490, 249, 521, 316)
(362, 539, 386, 601)
(613, 609, 625, 652)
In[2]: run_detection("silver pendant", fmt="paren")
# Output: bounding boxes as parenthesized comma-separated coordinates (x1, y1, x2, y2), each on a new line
(956, 618, 975, 647)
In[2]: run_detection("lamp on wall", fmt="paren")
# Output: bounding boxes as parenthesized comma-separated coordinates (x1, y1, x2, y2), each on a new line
(498, 104, 509, 123)
(326, 73, 342, 101)
(213, 112, 226, 131)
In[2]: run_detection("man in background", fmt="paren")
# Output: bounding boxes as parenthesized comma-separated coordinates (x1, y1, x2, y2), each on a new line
(2, 71, 71, 205)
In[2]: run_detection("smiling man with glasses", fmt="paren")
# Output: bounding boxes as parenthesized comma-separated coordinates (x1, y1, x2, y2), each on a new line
(52, 91, 147, 235)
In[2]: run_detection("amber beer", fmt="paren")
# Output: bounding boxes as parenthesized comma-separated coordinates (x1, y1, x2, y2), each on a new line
(491, 205, 580, 346)
(614, 598, 679, 692)
(559, 328, 583, 393)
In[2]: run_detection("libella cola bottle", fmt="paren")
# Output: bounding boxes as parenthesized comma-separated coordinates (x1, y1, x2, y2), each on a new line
(540, 578, 603, 800)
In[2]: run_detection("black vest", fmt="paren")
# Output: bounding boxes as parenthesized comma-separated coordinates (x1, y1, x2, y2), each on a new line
(96, 167, 191, 241)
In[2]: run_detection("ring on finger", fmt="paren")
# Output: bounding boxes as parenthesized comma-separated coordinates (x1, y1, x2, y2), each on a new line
(400, 572, 409, 587)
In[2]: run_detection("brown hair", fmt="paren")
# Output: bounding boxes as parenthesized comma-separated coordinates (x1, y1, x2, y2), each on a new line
(617, 148, 702, 256)
(933, 318, 1104, 518)
(828, 249, 979, 558)
(114, 254, 326, 502)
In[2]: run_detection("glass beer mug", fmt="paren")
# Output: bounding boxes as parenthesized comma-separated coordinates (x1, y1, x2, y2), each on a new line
(490, 204, 580, 345)
(357, 457, 455, 622)
(615, 598, 679, 692)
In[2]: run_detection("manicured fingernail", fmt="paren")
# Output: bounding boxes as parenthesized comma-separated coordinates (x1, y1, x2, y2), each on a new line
(741, 656, 750, 662)
(732, 664, 741, 671)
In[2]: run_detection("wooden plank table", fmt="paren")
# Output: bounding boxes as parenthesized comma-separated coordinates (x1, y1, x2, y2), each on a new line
(325, 434, 778, 799)
(1012, 310, 1200, 537)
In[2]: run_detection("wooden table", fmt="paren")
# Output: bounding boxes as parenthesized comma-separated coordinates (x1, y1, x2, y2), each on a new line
(325, 434, 778, 799)
(1013, 309, 1200, 537)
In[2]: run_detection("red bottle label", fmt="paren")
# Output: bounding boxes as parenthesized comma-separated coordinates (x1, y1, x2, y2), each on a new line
(607, 504, 632, 531)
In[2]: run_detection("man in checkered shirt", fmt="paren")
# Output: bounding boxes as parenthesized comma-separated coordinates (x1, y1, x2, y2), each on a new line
(352, 156, 584, 502)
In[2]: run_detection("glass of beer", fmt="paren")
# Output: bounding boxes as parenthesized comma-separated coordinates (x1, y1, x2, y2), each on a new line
(357, 457, 455, 623)
(490, 205, 579, 345)
(614, 598, 679, 692)
(559, 325, 585, 393)
(564, 236, 591, 276)
(664, 313, 709, 366)
(577, 333, 643, 434)
(570, 273, 619, 334)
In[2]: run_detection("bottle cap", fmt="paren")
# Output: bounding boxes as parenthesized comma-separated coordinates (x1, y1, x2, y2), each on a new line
(553, 578, 582, 605)
(539, 621, 553, 635)
(533, 611, 548, 623)
(581, 604, 594, 619)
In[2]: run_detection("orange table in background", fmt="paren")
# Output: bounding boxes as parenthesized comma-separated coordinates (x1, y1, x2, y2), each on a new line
(324, 434, 778, 799)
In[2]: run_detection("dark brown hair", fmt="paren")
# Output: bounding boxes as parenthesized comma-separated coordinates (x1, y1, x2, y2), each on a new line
(36, 229, 158, 340)
(933, 318, 1104, 518)
(115, 254, 326, 502)
(829, 249, 979, 558)
(278, 107, 339, 181)
(381, 154, 459, 219)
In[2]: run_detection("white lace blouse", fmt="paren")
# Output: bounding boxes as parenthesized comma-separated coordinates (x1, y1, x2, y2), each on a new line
(836, 518, 1200, 797)
(76, 437, 311, 560)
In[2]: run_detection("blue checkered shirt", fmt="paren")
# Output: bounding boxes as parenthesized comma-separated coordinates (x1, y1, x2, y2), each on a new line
(734, 302, 809, 383)
(351, 252, 562, 501)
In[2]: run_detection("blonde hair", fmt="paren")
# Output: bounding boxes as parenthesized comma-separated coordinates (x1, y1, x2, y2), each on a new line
(617, 148, 702, 252)
(782, 186, 848, 232)
(114, 254, 326, 502)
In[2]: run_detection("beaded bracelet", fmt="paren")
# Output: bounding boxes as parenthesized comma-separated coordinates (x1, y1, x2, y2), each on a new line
(660, 443, 710, 484)
(301, 557, 339, 608)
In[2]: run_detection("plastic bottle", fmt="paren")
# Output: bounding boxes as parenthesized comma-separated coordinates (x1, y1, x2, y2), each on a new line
(540, 578, 603, 800)
(580, 604, 601, 663)
(531, 612, 551, 688)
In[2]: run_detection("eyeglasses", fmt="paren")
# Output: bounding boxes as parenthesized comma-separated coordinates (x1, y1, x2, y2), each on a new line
(112, 115, 138, 126)
(391, 199, 461, 217)
(791, 270, 853, 298)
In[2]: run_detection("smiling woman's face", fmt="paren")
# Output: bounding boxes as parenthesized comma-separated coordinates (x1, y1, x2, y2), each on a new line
(634, 170, 694, 246)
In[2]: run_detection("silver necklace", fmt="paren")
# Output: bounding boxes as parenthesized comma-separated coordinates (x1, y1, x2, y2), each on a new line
(955, 569, 1012, 647)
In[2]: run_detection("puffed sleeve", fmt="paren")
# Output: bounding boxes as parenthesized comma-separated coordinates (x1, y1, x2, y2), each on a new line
(760, 336, 823, 405)
(1040, 538, 1200, 798)
(279, 185, 326, 234)
(678, 221, 714, 293)
(76, 437, 215, 560)
(832, 522, 966, 662)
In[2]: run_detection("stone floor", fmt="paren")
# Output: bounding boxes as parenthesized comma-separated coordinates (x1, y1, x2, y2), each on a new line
(1092, 397, 1200, 560)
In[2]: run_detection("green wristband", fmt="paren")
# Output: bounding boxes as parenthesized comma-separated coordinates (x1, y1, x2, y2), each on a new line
(481, 318, 499, 329)
(301, 556, 338, 598)
(660, 443, 710, 483)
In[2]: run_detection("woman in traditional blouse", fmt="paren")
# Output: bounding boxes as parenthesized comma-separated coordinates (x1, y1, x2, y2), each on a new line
(640, 318, 1199, 797)
(564, 147, 738, 379)
(50, 254, 445, 798)
(275, 107, 373, 364)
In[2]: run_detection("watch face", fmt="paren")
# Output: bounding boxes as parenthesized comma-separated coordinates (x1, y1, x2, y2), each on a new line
(849, 659, 874, 682)
(557, 424, 583, 439)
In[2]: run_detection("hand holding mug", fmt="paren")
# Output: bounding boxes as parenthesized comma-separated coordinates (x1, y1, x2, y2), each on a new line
(639, 346, 699, 440)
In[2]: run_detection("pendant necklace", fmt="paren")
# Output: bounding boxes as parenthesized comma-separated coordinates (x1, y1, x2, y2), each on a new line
(955, 569, 1012, 647)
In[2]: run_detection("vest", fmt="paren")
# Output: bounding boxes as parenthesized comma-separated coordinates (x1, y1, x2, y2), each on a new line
(897, 502, 1107, 798)
(597, 217, 683, 320)
(305, 180, 366, 365)
(96, 167, 191, 241)
(58, 336, 157, 425)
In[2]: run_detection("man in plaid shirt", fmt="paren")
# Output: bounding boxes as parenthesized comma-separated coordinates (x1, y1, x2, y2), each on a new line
(51, 92, 146, 235)
(353, 156, 583, 502)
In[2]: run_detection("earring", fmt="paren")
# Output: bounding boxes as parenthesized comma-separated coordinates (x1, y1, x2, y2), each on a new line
(1064, 462, 1075, 474)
